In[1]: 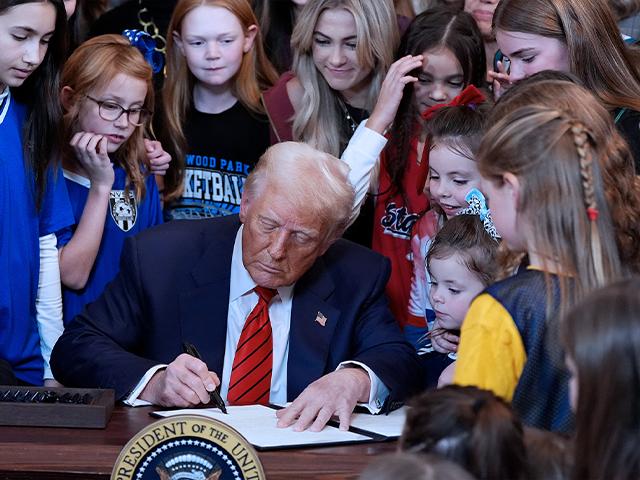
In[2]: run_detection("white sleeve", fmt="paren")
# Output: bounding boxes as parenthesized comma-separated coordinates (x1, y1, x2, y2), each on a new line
(341, 120, 388, 226)
(123, 364, 168, 407)
(336, 361, 389, 414)
(36, 233, 64, 380)
(408, 234, 433, 318)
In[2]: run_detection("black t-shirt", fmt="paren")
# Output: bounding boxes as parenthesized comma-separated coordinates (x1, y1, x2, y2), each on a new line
(165, 101, 270, 220)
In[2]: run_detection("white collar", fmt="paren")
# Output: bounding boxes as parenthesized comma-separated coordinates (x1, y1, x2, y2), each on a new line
(63, 169, 91, 188)
(0, 87, 11, 126)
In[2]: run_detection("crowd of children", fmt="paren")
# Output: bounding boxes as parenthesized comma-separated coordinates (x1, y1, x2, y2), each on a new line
(2, 0, 640, 477)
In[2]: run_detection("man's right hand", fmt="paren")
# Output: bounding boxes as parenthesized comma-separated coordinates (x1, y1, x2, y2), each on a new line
(139, 354, 220, 407)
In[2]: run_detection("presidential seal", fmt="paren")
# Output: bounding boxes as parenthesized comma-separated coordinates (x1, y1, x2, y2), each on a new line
(112, 415, 265, 480)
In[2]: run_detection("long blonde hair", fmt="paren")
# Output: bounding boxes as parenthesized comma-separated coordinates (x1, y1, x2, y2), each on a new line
(61, 34, 153, 200)
(493, 0, 640, 112)
(478, 104, 623, 313)
(291, 0, 398, 156)
(162, 0, 277, 201)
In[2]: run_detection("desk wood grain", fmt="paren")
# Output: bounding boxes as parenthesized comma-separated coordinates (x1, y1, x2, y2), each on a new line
(0, 406, 396, 479)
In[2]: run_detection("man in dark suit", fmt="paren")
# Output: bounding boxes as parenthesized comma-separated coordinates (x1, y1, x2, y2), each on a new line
(51, 142, 422, 431)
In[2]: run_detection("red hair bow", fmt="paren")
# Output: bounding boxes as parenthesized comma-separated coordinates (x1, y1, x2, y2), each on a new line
(420, 84, 487, 121)
(415, 85, 487, 195)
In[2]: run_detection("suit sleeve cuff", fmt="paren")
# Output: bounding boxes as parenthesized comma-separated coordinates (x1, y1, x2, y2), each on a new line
(337, 360, 389, 414)
(123, 364, 167, 407)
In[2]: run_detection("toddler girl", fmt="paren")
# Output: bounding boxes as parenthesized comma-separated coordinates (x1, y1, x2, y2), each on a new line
(420, 210, 499, 388)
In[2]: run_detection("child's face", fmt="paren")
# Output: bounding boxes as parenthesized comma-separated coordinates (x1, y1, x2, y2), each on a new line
(428, 252, 486, 330)
(495, 30, 570, 82)
(174, 5, 256, 91)
(428, 144, 481, 218)
(481, 175, 524, 250)
(413, 47, 464, 114)
(74, 73, 147, 153)
(0, 1, 56, 90)
(312, 8, 372, 104)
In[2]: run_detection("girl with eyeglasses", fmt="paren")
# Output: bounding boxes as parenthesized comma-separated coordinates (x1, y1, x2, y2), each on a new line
(55, 33, 165, 324)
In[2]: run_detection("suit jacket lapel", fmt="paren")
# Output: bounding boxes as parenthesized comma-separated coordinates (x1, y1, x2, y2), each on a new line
(287, 257, 340, 399)
(179, 218, 238, 374)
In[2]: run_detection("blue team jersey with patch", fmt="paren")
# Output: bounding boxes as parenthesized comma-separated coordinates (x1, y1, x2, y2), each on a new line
(57, 166, 163, 324)
(0, 94, 74, 385)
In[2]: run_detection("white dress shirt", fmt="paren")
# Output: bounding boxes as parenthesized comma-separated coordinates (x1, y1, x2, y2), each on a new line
(126, 226, 389, 411)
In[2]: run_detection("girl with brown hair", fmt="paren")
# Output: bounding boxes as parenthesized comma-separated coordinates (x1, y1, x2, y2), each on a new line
(160, 0, 277, 219)
(491, 71, 640, 273)
(489, 0, 640, 171)
(400, 385, 527, 480)
(0, 0, 73, 386)
(56, 33, 164, 323)
(562, 278, 640, 480)
(454, 100, 623, 432)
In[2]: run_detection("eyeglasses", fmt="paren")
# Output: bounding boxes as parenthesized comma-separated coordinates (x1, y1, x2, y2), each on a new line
(84, 95, 151, 126)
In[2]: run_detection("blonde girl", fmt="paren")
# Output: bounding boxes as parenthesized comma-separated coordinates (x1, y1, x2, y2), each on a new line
(56, 33, 163, 324)
(454, 102, 623, 432)
(263, 0, 399, 157)
(161, 0, 277, 219)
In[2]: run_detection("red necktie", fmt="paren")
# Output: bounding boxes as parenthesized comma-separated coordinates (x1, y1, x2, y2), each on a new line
(227, 286, 277, 405)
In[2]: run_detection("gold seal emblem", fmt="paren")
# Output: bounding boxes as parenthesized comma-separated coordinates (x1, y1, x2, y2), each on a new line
(112, 414, 265, 480)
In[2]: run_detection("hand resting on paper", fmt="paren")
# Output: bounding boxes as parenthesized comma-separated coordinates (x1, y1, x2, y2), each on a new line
(275, 368, 371, 432)
(139, 353, 220, 407)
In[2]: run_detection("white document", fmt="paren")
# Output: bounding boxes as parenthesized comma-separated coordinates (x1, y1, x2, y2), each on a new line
(153, 405, 371, 449)
(349, 407, 407, 438)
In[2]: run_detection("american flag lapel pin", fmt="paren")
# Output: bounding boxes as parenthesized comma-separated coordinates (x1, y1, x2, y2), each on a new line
(315, 311, 327, 327)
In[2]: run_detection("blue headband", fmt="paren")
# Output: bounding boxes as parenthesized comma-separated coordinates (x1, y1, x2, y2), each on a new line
(122, 29, 164, 74)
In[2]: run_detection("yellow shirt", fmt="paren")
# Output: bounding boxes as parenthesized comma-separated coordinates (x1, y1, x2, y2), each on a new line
(453, 293, 527, 401)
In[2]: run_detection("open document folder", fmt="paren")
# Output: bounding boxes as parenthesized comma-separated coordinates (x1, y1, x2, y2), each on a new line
(152, 405, 407, 450)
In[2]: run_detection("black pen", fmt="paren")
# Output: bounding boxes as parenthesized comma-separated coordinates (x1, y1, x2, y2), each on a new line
(182, 342, 228, 414)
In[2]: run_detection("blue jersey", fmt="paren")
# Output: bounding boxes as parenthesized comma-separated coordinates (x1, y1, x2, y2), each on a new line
(0, 93, 73, 385)
(58, 166, 163, 324)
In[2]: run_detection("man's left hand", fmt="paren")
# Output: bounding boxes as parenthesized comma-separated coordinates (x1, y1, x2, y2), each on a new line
(275, 368, 371, 432)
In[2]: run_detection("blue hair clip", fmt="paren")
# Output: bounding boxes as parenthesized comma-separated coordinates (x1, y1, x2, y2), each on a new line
(459, 188, 500, 241)
(122, 29, 164, 74)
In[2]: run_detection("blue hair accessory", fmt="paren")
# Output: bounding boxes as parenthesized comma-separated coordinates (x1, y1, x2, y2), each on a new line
(122, 29, 164, 74)
(459, 188, 500, 241)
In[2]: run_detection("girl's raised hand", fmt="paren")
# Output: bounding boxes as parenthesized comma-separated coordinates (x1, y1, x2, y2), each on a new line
(366, 54, 424, 134)
(144, 138, 172, 176)
(70, 131, 114, 190)
(488, 60, 512, 101)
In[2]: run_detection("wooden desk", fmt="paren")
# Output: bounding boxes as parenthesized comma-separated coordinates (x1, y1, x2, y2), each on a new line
(0, 406, 396, 479)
